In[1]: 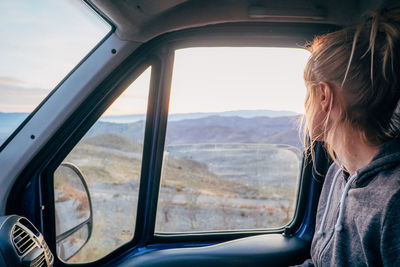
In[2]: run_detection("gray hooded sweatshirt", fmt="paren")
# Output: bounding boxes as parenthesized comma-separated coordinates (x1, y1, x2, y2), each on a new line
(296, 140, 400, 266)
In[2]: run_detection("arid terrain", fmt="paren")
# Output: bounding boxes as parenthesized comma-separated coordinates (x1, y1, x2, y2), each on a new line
(38, 111, 302, 262)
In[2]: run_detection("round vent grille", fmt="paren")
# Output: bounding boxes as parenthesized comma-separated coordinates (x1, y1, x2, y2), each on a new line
(12, 225, 36, 256)
(0, 215, 53, 266)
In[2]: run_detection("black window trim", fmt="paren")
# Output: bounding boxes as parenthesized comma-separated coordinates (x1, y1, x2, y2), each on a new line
(43, 59, 161, 266)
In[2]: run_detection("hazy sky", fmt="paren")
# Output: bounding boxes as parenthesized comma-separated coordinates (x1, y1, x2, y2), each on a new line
(170, 47, 309, 114)
(105, 47, 310, 116)
(1, 1, 310, 116)
(0, 0, 110, 112)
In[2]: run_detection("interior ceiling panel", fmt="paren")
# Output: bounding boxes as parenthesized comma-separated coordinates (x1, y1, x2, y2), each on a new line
(89, 0, 384, 42)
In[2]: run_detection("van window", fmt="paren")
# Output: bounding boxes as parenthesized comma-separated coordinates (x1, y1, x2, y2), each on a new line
(155, 47, 309, 232)
(0, 0, 110, 148)
(54, 67, 151, 263)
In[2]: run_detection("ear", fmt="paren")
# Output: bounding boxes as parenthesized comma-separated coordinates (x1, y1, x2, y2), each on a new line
(318, 82, 333, 113)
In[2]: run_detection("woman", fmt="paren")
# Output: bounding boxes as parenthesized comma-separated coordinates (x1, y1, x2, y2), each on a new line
(296, 6, 400, 266)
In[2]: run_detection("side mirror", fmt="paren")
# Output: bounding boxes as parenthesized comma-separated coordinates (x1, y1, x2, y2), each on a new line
(53, 162, 93, 261)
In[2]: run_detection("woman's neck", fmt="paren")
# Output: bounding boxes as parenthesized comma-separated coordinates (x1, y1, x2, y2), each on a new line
(333, 129, 381, 175)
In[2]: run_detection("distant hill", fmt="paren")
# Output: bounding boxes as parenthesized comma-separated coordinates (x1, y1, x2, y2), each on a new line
(84, 120, 146, 142)
(84, 114, 302, 149)
(0, 111, 303, 149)
(81, 133, 143, 153)
(166, 115, 302, 148)
(101, 110, 299, 123)
(0, 112, 29, 130)
(0, 112, 29, 143)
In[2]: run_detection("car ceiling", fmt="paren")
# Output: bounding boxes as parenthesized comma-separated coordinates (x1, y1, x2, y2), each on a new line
(88, 0, 384, 42)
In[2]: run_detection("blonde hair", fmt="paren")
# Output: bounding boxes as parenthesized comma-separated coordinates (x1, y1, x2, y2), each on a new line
(304, 6, 400, 162)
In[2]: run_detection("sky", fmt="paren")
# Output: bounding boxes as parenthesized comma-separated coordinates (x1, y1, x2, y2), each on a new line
(0, 1, 310, 116)
(0, 0, 110, 112)
(105, 47, 310, 116)
(170, 47, 309, 114)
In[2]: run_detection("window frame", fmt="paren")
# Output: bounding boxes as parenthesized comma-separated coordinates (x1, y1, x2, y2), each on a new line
(40, 56, 166, 265)
(155, 46, 308, 235)
(7, 22, 338, 266)
(149, 22, 336, 243)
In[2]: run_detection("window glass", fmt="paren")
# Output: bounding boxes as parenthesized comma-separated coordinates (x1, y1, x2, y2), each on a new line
(0, 0, 111, 148)
(54, 67, 151, 263)
(156, 47, 309, 232)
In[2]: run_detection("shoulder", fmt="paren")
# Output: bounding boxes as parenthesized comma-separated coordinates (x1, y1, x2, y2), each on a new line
(367, 166, 400, 232)
(382, 188, 400, 228)
(368, 164, 400, 197)
(380, 187, 400, 264)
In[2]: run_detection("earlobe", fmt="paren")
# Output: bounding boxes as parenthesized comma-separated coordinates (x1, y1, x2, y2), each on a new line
(319, 82, 333, 113)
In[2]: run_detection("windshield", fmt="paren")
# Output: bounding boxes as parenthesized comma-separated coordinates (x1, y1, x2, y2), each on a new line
(0, 0, 111, 148)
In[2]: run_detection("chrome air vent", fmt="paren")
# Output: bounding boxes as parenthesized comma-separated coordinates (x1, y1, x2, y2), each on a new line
(12, 225, 36, 255)
(42, 239, 54, 265)
(0, 216, 53, 266)
(30, 251, 46, 267)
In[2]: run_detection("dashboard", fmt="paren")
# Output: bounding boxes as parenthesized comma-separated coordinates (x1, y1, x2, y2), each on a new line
(0, 215, 53, 267)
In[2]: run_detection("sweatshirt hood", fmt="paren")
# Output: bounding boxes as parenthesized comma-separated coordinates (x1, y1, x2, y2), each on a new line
(317, 139, 400, 235)
(355, 139, 400, 187)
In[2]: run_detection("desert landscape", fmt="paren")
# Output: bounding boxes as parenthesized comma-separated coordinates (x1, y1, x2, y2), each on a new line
(6, 110, 302, 262)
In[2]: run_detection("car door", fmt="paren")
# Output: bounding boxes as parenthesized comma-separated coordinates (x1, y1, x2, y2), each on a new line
(5, 24, 334, 267)
(1, 1, 347, 266)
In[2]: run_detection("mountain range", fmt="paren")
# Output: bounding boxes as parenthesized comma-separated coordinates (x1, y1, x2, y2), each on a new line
(1, 110, 303, 148)
(85, 114, 302, 149)
(100, 110, 299, 123)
